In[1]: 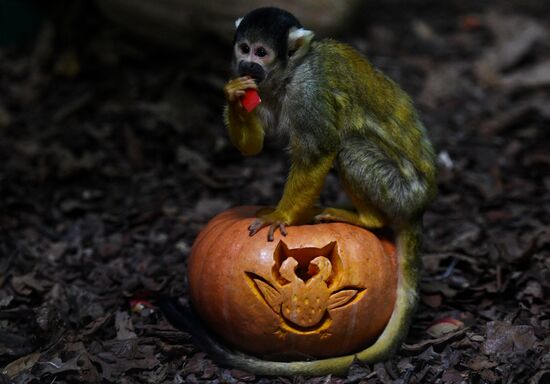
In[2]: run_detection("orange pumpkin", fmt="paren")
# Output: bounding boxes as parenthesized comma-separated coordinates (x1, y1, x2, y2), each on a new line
(187, 206, 397, 359)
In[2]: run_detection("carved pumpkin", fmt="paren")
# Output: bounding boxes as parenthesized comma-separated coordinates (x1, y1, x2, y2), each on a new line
(187, 206, 397, 359)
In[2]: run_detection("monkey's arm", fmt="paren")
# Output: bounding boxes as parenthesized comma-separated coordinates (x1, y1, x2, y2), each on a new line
(249, 153, 335, 240)
(224, 78, 264, 156)
(224, 104, 264, 156)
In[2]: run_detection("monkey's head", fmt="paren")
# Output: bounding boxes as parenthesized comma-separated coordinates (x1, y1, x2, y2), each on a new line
(232, 7, 315, 84)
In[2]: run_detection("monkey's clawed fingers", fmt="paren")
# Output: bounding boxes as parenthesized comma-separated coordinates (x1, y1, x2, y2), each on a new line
(248, 219, 287, 241)
(247, 219, 265, 236)
(268, 222, 287, 241)
(224, 77, 258, 102)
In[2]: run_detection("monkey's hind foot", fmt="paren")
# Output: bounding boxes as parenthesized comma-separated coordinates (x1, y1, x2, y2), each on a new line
(315, 207, 385, 229)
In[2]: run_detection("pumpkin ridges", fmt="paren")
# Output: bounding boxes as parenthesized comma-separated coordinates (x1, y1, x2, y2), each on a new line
(189, 209, 253, 338)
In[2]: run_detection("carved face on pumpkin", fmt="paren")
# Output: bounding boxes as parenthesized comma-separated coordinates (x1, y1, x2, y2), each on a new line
(247, 241, 365, 332)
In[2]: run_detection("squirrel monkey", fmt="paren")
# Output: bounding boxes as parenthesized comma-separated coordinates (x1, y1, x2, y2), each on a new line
(165, 7, 437, 376)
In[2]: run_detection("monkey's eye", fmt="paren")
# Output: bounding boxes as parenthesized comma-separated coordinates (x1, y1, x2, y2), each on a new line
(239, 43, 250, 54)
(255, 47, 268, 58)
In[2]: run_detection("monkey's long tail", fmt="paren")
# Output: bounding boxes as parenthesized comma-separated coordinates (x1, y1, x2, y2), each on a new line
(159, 223, 421, 377)
(355, 222, 421, 362)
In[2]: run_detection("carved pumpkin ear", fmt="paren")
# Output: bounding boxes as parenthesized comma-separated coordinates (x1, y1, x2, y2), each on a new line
(288, 27, 315, 59)
(234, 17, 244, 29)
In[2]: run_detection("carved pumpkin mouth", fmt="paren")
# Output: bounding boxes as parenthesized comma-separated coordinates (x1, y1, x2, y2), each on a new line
(280, 311, 332, 333)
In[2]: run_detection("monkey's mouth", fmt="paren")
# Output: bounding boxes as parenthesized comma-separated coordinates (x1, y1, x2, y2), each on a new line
(238, 61, 266, 83)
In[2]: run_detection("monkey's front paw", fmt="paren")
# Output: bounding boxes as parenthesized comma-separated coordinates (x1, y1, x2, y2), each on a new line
(248, 209, 289, 241)
(248, 219, 288, 241)
(224, 76, 258, 104)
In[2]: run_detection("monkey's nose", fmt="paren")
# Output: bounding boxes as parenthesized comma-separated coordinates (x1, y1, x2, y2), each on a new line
(238, 61, 265, 83)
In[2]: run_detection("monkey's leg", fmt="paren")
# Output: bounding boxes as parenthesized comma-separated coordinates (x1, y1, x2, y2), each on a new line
(249, 154, 335, 240)
(335, 138, 433, 226)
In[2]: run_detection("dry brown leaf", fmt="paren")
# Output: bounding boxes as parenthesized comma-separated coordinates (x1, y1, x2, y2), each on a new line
(115, 310, 137, 340)
(426, 317, 465, 338)
(1, 352, 40, 378)
(482, 321, 537, 355)
(500, 60, 550, 90)
(475, 12, 545, 85)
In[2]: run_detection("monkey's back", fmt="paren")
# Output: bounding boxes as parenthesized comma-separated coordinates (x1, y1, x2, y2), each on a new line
(301, 40, 404, 118)
(291, 40, 434, 167)
(286, 39, 437, 219)
(299, 40, 420, 136)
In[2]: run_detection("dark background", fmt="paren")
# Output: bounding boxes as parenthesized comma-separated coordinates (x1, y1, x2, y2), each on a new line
(1, 0, 549, 383)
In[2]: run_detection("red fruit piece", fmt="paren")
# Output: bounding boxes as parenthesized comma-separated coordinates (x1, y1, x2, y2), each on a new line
(241, 88, 261, 112)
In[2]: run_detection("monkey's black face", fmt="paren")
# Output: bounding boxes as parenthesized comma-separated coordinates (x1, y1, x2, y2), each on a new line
(238, 61, 266, 83)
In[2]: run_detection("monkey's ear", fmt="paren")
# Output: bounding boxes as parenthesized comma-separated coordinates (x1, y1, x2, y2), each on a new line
(234, 17, 244, 29)
(288, 28, 315, 60)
